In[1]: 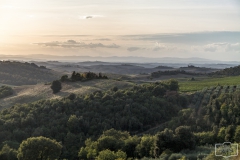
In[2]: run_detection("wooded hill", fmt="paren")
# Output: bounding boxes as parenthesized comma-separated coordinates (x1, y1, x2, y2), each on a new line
(0, 79, 187, 159)
(0, 61, 59, 85)
(1, 79, 240, 159)
(209, 65, 240, 76)
(151, 65, 240, 78)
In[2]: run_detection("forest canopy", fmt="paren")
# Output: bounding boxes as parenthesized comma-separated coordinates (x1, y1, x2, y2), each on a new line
(1, 79, 240, 159)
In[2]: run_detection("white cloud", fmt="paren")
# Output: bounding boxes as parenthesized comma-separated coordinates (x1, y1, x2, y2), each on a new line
(152, 42, 166, 51)
(34, 40, 120, 49)
(204, 44, 217, 52)
(226, 43, 240, 52)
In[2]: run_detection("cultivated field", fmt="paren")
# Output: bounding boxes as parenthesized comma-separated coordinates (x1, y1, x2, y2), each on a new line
(179, 76, 240, 92)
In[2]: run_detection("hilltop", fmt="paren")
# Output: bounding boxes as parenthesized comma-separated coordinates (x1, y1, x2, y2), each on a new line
(0, 61, 59, 85)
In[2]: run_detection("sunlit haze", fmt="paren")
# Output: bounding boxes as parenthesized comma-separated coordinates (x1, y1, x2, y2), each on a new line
(0, 0, 239, 61)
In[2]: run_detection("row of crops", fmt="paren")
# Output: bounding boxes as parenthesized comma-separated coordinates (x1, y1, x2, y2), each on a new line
(191, 85, 240, 108)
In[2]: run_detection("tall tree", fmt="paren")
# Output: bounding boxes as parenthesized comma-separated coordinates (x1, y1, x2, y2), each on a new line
(50, 80, 62, 93)
(17, 136, 62, 160)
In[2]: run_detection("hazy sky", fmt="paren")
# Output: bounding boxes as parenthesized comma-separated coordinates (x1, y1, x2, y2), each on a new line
(0, 0, 239, 61)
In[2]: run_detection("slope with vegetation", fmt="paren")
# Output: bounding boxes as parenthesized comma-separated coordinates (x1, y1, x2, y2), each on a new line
(209, 65, 240, 77)
(1, 77, 240, 159)
(0, 79, 188, 159)
(0, 79, 134, 109)
(179, 75, 240, 92)
(0, 61, 59, 85)
(0, 86, 13, 99)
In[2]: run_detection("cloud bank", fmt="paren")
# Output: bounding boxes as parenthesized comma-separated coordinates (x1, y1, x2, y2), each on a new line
(35, 40, 120, 49)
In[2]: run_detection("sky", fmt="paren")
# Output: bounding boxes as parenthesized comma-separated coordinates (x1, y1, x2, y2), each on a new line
(0, 0, 239, 61)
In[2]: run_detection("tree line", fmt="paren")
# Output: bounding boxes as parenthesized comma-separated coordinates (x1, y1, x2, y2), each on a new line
(61, 71, 108, 82)
(50, 71, 108, 93)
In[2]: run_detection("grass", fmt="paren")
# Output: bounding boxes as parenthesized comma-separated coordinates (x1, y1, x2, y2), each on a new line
(179, 76, 240, 92)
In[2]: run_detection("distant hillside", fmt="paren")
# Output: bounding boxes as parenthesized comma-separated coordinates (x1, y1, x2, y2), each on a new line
(151, 70, 203, 78)
(0, 61, 59, 85)
(209, 65, 240, 76)
(154, 65, 174, 69)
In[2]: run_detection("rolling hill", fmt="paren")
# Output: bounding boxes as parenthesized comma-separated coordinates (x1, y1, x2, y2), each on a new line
(0, 61, 59, 85)
(0, 79, 134, 110)
(209, 65, 240, 76)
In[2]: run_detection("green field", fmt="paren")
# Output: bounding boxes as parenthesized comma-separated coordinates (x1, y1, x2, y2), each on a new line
(179, 76, 240, 92)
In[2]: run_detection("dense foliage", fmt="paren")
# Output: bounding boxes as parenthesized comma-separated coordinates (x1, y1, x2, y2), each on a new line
(0, 61, 58, 85)
(0, 79, 186, 159)
(0, 86, 13, 99)
(78, 127, 195, 159)
(163, 85, 240, 144)
(17, 136, 62, 160)
(1, 77, 240, 159)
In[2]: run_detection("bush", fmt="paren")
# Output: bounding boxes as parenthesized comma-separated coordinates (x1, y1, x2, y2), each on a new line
(0, 86, 13, 99)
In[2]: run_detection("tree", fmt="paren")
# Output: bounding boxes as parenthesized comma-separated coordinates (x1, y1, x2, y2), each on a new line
(50, 80, 62, 93)
(165, 79, 179, 91)
(174, 126, 196, 151)
(97, 136, 123, 152)
(97, 149, 127, 160)
(0, 144, 17, 160)
(123, 136, 140, 158)
(71, 71, 76, 80)
(234, 126, 240, 142)
(152, 85, 166, 97)
(67, 115, 80, 133)
(98, 149, 116, 160)
(154, 128, 174, 157)
(136, 135, 154, 158)
(60, 75, 68, 82)
(17, 136, 62, 160)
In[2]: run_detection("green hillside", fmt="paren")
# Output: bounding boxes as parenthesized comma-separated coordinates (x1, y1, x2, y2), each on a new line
(0, 79, 187, 159)
(179, 76, 240, 92)
(1, 78, 240, 159)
